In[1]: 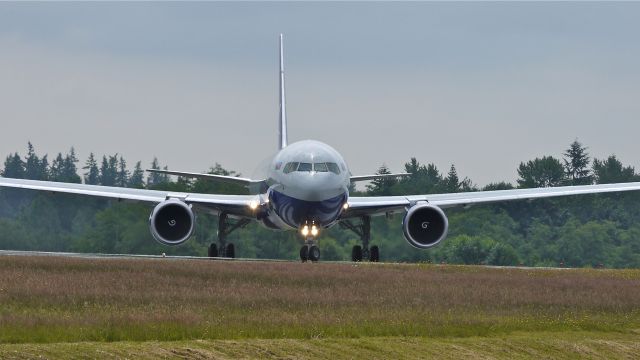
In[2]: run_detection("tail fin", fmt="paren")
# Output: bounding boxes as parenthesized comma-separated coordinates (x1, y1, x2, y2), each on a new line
(278, 34, 288, 150)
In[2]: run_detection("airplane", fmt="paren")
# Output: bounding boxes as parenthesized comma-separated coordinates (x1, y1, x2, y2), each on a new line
(2, 34, 640, 262)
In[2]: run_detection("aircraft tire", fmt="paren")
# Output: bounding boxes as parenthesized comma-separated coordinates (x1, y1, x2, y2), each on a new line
(208, 243, 218, 258)
(225, 243, 235, 259)
(351, 245, 362, 262)
(300, 246, 309, 262)
(309, 245, 320, 262)
(370, 245, 379, 262)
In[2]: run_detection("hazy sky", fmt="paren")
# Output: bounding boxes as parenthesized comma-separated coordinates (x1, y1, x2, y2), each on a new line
(1, 2, 639, 186)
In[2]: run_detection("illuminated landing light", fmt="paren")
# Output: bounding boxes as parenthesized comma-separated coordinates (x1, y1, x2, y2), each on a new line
(343, 203, 349, 210)
(301, 225, 310, 237)
(311, 225, 319, 237)
(249, 199, 260, 210)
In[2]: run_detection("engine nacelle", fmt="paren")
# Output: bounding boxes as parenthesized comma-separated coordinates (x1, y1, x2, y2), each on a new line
(149, 199, 195, 246)
(402, 203, 449, 249)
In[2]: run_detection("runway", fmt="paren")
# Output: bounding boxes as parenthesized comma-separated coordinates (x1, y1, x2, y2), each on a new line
(0, 249, 586, 271)
(0, 249, 292, 263)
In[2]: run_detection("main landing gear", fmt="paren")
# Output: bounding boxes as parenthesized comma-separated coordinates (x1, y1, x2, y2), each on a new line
(208, 213, 250, 259)
(340, 216, 380, 262)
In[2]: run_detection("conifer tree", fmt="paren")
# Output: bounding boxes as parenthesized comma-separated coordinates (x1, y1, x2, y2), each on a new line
(99, 155, 118, 186)
(366, 164, 395, 195)
(24, 142, 48, 181)
(592, 155, 637, 184)
(444, 164, 460, 193)
(146, 158, 169, 187)
(563, 140, 592, 185)
(49, 153, 65, 182)
(128, 161, 145, 189)
(115, 156, 129, 187)
(83, 153, 100, 185)
(62, 148, 81, 184)
(2, 153, 25, 179)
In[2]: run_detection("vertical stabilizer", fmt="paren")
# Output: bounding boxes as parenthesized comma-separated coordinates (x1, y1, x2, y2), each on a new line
(279, 34, 288, 150)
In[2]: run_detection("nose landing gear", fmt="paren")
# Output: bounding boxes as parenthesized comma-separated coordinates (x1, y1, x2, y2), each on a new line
(300, 243, 320, 262)
(300, 223, 321, 262)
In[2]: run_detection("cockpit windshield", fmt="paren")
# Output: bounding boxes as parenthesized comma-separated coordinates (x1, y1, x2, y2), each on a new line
(282, 162, 341, 174)
(326, 163, 340, 174)
(283, 162, 299, 174)
(298, 163, 313, 172)
(314, 163, 328, 172)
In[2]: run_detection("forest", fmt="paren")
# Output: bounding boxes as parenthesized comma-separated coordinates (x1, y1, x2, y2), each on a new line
(1, 140, 640, 268)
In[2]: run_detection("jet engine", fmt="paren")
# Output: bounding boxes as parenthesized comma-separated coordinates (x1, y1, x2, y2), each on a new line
(402, 203, 449, 249)
(149, 199, 195, 246)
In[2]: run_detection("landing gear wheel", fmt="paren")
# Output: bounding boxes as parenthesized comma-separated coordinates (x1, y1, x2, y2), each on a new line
(369, 245, 379, 262)
(352, 245, 363, 262)
(225, 243, 235, 259)
(208, 243, 218, 258)
(300, 246, 309, 262)
(308, 245, 320, 262)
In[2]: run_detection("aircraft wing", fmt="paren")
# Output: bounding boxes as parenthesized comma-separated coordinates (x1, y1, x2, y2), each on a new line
(344, 181, 640, 218)
(0, 177, 256, 218)
(145, 169, 264, 187)
(350, 173, 411, 183)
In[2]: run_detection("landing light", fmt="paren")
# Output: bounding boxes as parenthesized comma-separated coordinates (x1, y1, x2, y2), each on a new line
(343, 203, 349, 210)
(311, 225, 319, 237)
(301, 225, 310, 236)
(249, 199, 260, 210)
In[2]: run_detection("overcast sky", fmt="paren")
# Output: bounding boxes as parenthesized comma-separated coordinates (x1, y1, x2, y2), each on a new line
(1, 2, 639, 186)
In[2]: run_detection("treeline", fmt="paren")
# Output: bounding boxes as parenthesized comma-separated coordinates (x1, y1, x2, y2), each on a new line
(1, 141, 640, 268)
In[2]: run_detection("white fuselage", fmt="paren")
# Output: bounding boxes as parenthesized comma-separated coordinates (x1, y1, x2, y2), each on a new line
(259, 140, 350, 231)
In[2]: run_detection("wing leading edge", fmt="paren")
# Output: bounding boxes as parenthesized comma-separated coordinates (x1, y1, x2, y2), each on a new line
(145, 169, 266, 190)
(350, 173, 411, 183)
(345, 181, 640, 218)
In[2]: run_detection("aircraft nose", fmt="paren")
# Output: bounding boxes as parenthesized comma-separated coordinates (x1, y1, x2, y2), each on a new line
(281, 172, 346, 202)
(304, 173, 337, 198)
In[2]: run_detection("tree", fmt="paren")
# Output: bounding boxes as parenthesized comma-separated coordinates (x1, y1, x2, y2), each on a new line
(517, 156, 565, 188)
(61, 148, 81, 184)
(2, 153, 25, 179)
(146, 158, 170, 188)
(563, 140, 592, 185)
(116, 156, 129, 187)
(482, 182, 514, 191)
(99, 155, 118, 186)
(443, 164, 460, 193)
(128, 161, 145, 189)
(441, 164, 474, 193)
(24, 142, 48, 181)
(394, 158, 443, 195)
(592, 155, 637, 184)
(49, 153, 66, 182)
(446, 235, 496, 265)
(83, 153, 100, 185)
(487, 243, 520, 266)
(191, 163, 247, 195)
(366, 164, 396, 196)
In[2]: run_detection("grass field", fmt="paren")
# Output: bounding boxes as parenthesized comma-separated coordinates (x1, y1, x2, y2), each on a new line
(2, 332, 640, 359)
(1, 255, 639, 358)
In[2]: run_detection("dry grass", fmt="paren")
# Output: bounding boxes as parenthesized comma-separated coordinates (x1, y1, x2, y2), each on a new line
(0, 256, 639, 344)
(2, 332, 640, 359)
